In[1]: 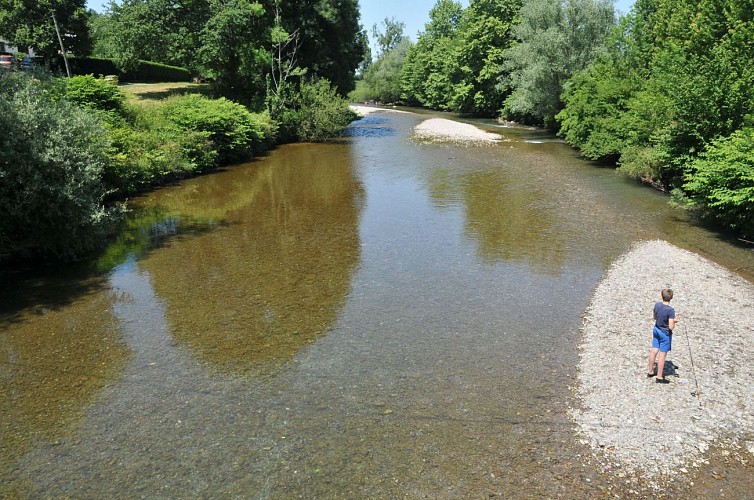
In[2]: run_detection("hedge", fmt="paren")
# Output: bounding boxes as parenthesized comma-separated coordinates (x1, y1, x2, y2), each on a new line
(50, 56, 191, 83)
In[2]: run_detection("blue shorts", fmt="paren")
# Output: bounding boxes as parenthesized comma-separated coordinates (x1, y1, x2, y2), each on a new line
(652, 326, 672, 352)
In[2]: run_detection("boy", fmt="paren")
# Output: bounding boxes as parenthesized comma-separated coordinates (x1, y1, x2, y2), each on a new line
(647, 288, 679, 384)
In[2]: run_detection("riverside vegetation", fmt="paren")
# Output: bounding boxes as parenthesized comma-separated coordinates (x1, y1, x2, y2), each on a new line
(0, 0, 364, 262)
(0, 72, 355, 261)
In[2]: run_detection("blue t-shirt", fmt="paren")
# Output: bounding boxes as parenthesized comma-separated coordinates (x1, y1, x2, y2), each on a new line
(654, 302, 675, 334)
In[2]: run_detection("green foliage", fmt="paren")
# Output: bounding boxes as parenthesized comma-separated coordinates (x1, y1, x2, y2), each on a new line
(360, 39, 413, 104)
(62, 74, 125, 112)
(0, 72, 110, 260)
(449, 0, 522, 115)
(199, 0, 268, 104)
(372, 17, 408, 55)
(683, 128, 754, 238)
(401, 0, 463, 109)
(88, 0, 365, 102)
(64, 56, 119, 77)
(557, 58, 633, 160)
(555, 0, 754, 237)
(0, 0, 92, 60)
(273, 79, 356, 143)
(102, 117, 214, 194)
(122, 60, 192, 83)
(89, 0, 210, 73)
(276, 0, 364, 95)
(163, 94, 275, 164)
(502, 0, 614, 127)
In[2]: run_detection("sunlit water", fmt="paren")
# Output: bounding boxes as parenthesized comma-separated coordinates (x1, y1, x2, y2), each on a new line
(2, 110, 753, 497)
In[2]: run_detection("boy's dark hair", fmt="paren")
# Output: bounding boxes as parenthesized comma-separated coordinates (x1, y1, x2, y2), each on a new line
(661, 288, 673, 301)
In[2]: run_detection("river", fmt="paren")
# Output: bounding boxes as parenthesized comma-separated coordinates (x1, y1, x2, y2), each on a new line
(2, 109, 753, 497)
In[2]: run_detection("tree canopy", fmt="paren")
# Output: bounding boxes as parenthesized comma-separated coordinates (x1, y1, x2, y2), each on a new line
(89, 0, 365, 101)
(0, 0, 92, 59)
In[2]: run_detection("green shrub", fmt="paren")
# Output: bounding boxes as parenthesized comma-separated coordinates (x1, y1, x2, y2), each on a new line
(62, 74, 125, 112)
(49, 56, 190, 83)
(0, 73, 112, 260)
(102, 124, 215, 194)
(683, 128, 754, 238)
(122, 61, 191, 83)
(273, 78, 357, 143)
(164, 94, 275, 165)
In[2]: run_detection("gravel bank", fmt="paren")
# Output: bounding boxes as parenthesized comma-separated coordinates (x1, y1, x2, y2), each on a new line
(349, 104, 411, 117)
(413, 118, 502, 143)
(572, 240, 754, 484)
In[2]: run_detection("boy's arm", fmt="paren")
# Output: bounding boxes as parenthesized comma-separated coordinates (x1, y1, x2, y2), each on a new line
(669, 314, 679, 331)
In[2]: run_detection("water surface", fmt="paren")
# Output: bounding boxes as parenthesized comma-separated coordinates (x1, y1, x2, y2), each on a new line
(2, 110, 753, 497)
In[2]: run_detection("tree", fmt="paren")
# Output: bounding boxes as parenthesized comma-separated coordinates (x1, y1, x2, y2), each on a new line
(372, 17, 408, 55)
(0, 0, 91, 60)
(449, 0, 522, 115)
(0, 73, 110, 259)
(268, 0, 364, 94)
(90, 0, 210, 72)
(401, 0, 463, 108)
(557, 0, 754, 237)
(200, 0, 268, 104)
(683, 127, 754, 239)
(360, 18, 412, 103)
(502, 0, 614, 127)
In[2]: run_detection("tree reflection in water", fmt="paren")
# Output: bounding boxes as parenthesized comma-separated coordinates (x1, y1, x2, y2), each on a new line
(135, 143, 364, 374)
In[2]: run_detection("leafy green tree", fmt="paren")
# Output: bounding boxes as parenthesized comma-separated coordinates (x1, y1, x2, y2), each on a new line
(90, 0, 210, 72)
(360, 19, 412, 103)
(0, 0, 91, 60)
(557, 0, 754, 237)
(502, 0, 614, 127)
(372, 17, 408, 55)
(266, 0, 364, 95)
(401, 0, 463, 109)
(683, 127, 754, 238)
(450, 0, 522, 115)
(200, 0, 268, 104)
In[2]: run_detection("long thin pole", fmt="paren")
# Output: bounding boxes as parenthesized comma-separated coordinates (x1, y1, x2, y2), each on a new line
(684, 323, 702, 406)
(51, 12, 71, 78)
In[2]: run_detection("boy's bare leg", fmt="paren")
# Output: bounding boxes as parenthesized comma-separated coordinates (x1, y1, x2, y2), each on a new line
(647, 347, 659, 375)
(656, 351, 667, 379)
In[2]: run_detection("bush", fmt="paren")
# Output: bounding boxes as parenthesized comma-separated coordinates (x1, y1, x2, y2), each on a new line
(103, 123, 214, 194)
(683, 128, 754, 238)
(122, 60, 191, 83)
(0, 73, 112, 260)
(164, 94, 275, 165)
(273, 78, 357, 143)
(62, 74, 125, 112)
(49, 56, 190, 83)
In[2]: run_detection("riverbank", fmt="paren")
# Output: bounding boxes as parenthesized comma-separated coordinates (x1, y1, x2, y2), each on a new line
(572, 240, 754, 487)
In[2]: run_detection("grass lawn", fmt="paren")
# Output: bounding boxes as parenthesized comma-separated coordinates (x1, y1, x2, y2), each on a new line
(120, 82, 213, 105)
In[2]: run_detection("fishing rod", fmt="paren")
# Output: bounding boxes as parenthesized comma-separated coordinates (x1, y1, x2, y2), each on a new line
(683, 322, 702, 406)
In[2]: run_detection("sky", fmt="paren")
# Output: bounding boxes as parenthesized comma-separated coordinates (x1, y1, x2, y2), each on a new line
(86, 0, 636, 46)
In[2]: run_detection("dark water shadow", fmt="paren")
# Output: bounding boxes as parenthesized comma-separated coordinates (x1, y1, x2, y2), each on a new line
(95, 207, 232, 272)
(0, 261, 109, 326)
(0, 261, 131, 467)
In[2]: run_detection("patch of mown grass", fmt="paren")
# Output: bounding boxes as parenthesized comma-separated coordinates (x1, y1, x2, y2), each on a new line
(121, 82, 214, 106)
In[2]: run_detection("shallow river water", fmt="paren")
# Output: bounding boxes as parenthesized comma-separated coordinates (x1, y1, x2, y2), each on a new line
(2, 110, 753, 497)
